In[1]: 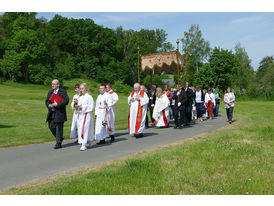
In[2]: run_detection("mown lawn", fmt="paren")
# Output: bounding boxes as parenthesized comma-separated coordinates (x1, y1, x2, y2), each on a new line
(2, 100, 273, 195)
(0, 80, 130, 148)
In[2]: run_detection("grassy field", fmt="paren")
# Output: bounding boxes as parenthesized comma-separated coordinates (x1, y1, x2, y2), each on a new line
(0, 79, 130, 148)
(1, 100, 273, 195)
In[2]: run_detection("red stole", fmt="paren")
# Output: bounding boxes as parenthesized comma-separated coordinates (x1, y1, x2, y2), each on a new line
(128, 90, 145, 133)
(109, 90, 115, 94)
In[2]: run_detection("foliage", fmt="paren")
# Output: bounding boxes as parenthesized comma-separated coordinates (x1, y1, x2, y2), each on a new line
(193, 63, 216, 89)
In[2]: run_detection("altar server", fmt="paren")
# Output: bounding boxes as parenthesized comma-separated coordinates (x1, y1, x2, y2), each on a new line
(76, 83, 95, 151)
(70, 84, 80, 142)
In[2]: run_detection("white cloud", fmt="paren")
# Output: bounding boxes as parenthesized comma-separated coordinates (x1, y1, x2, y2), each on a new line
(230, 14, 263, 24)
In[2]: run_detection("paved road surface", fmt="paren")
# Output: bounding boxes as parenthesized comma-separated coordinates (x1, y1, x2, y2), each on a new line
(0, 116, 227, 191)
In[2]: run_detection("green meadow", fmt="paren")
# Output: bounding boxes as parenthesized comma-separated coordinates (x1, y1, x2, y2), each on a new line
(0, 80, 130, 148)
(1, 97, 273, 194)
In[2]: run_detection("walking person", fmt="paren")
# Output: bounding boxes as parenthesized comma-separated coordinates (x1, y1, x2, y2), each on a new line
(45, 79, 69, 149)
(172, 84, 187, 129)
(213, 88, 221, 117)
(106, 84, 119, 142)
(70, 84, 80, 143)
(224, 87, 235, 124)
(76, 83, 95, 151)
(194, 85, 205, 122)
(205, 88, 215, 119)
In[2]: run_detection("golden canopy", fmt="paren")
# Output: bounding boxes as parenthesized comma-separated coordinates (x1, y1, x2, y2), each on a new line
(141, 50, 183, 74)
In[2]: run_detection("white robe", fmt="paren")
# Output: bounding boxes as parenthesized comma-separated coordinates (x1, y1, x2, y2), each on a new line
(70, 93, 80, 138)
(128, 90, 149, 135)
(152, 93, 170, 127)
(107, 90, 119, 135)
(77, 93, 95, 144)
(95, 92, 112, 141)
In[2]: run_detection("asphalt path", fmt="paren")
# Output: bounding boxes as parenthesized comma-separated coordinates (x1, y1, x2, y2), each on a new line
(0, 116, 227, 191)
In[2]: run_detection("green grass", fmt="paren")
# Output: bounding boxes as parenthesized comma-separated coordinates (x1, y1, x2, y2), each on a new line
(2, 100, 273, 195)
(0, 79, 130, 148)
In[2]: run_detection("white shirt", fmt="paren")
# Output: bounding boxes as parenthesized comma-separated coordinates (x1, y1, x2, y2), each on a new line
(224, 92, 235, 108)
(195, 90, 202, 103)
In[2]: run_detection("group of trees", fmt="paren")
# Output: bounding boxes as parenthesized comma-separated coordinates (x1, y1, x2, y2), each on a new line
(0, 13, 273, 97)
(0, 12, 172, 86)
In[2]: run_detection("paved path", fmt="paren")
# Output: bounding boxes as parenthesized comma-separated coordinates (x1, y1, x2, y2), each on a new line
(0, 116, 227, 191)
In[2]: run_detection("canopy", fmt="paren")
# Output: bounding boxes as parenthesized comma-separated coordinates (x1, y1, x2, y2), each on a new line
(141, 50, 183, 74)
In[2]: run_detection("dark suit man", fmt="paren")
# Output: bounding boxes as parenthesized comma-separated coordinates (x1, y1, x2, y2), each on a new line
(45, 79, 69, 149)
(184, 82, 194, 125)
(147, 85, 156, 124)
(172, 85, 187, 129)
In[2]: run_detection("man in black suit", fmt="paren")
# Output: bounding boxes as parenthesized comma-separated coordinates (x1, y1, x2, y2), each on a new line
(172, 84, 187, 129)
(147, 85, 156, 124)
(45, 79, 69, 149)
(184, 82, 194, 126)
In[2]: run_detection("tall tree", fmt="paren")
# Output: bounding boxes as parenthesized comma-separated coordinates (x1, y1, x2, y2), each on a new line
(180, 24, 210, 74)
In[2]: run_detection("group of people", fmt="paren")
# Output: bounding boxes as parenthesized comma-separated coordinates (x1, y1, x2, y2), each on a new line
(45, 79, 235, 150)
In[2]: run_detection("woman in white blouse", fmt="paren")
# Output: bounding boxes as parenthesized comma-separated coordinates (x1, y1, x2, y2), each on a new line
(224, 87, 235, 124)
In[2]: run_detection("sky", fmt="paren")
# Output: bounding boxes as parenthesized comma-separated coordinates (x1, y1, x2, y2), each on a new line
(35, 12, 274, 70)
(1, 1, 274, 70)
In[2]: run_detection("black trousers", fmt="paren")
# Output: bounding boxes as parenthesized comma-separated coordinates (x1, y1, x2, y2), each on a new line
(149, 105, 155, 123)
(48, 119, 64, 145)
(226, 107, 234, 121)
(174, 109, 185, 127)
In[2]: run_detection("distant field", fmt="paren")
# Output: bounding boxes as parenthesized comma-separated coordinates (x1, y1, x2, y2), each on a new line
(2, 100, 273, 195)
(0, 80, 130, 148)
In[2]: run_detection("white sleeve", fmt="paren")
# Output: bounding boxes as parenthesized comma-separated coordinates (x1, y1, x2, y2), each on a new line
(113, 93, 119, 105)
(106, 94, 114, 108)
(95, 96, 99, 116)
(128, 94, 132, 105)
(71, 94, 77, 110)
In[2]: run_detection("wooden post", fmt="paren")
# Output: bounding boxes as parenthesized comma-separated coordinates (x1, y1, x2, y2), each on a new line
(185, 50, 188, 82)
(137, 47, 140, 84)
(176, 40, 180, 101)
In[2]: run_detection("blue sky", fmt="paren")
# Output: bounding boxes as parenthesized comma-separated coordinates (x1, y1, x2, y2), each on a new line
(36, 12, 274, 70)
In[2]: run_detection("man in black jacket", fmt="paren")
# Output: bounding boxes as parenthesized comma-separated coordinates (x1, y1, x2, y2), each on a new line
(172, 84, 187, 129)
(45, 79, 69, 149)
(147, 85, 156, 124)
(184, 82, 194, 126)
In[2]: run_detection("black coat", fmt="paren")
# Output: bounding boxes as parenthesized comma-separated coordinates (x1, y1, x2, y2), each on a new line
(147, 89, 156, 107)
(172, 89, 187, 110)
(45, 88, 69, 122)
(185, 88, 194, 106)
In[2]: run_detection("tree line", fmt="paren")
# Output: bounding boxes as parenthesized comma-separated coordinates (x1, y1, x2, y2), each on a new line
(0, 13, 273, 97)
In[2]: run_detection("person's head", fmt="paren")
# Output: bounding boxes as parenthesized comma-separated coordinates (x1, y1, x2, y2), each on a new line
(140, 85, 146, 91)
(134, 83, 140, 93)
(152, 85, 156, 91)
(74, 84, 80, 93)
(184, 81, 189, 88)
(196, 85, 200, 91)
(203, 89, 207, 94)
(227, 87, 231, 93)
(156, 87, 163, 98)
(212, 88, 216, 93)
(99, 84, 106, 94)
(214, 89, 218, 93)
(164, 85, 169, 91)
(190, 86, 195, 92)
(106, 84, 112, 92)
(171, 88, 174, 92)
(51, 79, 60, 90)
(178, 84, 182, 90)
(80, 83, 90, 95)
(208, 88, 212, 93)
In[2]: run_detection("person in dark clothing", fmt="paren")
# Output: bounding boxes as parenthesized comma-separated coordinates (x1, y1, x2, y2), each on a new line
(45, 79, 69, 149)
(141, 85, 149, 129)
(172, 84, 187, 129)
(194, 85, 205, 122)
(184, 82, 194, 126)
(147, 85, 156, 124)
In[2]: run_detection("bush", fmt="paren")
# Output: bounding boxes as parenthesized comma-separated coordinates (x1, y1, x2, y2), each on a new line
(112, 80, 132, 94)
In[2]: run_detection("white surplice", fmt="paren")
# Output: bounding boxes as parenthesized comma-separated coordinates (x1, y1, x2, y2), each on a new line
(95, 92, 113, 141)
(70, 93, 80, 138)
(77, 93, 95, 144)
(128, 90, 149, 135)
(107, 90, 119, 135)
(152, 93, 170, 127)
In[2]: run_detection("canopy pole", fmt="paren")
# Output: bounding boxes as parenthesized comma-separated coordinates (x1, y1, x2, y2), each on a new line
(176, 40, 180, 101)
(137, 47, 140, 84)
(185, 50, 188, 82)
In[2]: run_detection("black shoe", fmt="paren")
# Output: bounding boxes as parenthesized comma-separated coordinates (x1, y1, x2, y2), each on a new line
(179, 126, 183, 129)
(54, 144, 62, 149)
(110, 135, 115, 142)
(96, 139, 106, 145)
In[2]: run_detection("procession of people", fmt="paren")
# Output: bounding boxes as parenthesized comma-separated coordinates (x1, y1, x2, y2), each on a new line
(45, 79, 235, 150)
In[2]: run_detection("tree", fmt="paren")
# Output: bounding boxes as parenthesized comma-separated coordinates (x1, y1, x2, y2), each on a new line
(180, 24, 210, 74)
(209, 47, 239, 93)
(234, 42, 254, 92)
(257, 55, 273, 80)
(192, 63, 216, 89)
